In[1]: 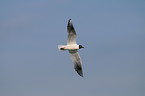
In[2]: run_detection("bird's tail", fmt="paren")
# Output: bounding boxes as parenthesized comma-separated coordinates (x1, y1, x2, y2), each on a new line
(58, 45, 66, 52)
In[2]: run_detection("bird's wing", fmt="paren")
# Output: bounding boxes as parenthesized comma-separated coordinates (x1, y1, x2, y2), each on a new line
(69, 50, 83, 77)
(67, 19, 77, 45)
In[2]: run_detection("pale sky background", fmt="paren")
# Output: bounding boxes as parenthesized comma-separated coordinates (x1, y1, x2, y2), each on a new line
(0, 0, 145, 96)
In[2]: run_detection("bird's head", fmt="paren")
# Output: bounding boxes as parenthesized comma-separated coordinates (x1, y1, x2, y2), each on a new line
(79, 45, 84, 49)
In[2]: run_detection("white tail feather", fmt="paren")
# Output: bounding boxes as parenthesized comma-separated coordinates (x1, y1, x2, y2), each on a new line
(58, 45, 66, 51)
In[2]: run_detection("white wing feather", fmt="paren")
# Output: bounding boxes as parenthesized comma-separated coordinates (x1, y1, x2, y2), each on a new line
(69, 50, 83, 77)
(67, 19, 77, 45)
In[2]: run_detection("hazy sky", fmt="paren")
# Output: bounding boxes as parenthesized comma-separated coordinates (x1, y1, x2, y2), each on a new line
(0, 0, 145, 96)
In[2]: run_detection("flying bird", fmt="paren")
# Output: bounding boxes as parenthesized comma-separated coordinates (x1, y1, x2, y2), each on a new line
(58, 19, 84, 77)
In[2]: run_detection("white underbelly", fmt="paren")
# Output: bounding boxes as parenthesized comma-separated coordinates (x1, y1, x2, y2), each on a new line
(58, 44, 79, 51)
(65, 45, 79, 50)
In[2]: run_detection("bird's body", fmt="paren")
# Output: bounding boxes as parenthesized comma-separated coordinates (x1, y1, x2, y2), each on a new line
(58, 19, 84, 77)
(58, 44, 79, 50)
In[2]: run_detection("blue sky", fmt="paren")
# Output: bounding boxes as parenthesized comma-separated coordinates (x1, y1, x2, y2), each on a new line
(0, 0, 145, 96)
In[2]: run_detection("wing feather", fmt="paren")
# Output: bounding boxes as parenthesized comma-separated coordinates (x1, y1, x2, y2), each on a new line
(67, 19, 77, 45)
(69, 50, 83, 77)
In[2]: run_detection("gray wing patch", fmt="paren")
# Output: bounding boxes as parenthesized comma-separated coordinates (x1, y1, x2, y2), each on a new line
(69, 50, 83, 77)
(67, 19, 77, 45)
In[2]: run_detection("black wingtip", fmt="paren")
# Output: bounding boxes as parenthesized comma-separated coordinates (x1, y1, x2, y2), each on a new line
(75, 64, 83, 77)
(68, 19, 72, 24)
(67, 19, 73, 28)
(80, 74, 84, 77)
(77, 71, 83, 77)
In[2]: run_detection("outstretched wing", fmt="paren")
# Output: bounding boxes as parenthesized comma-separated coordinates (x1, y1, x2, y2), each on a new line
(67, 19, 77, 45)
(69, 50, 83, 77)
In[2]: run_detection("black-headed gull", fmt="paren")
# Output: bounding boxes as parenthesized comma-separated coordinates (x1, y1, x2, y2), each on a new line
(58, 19, 84, 77)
